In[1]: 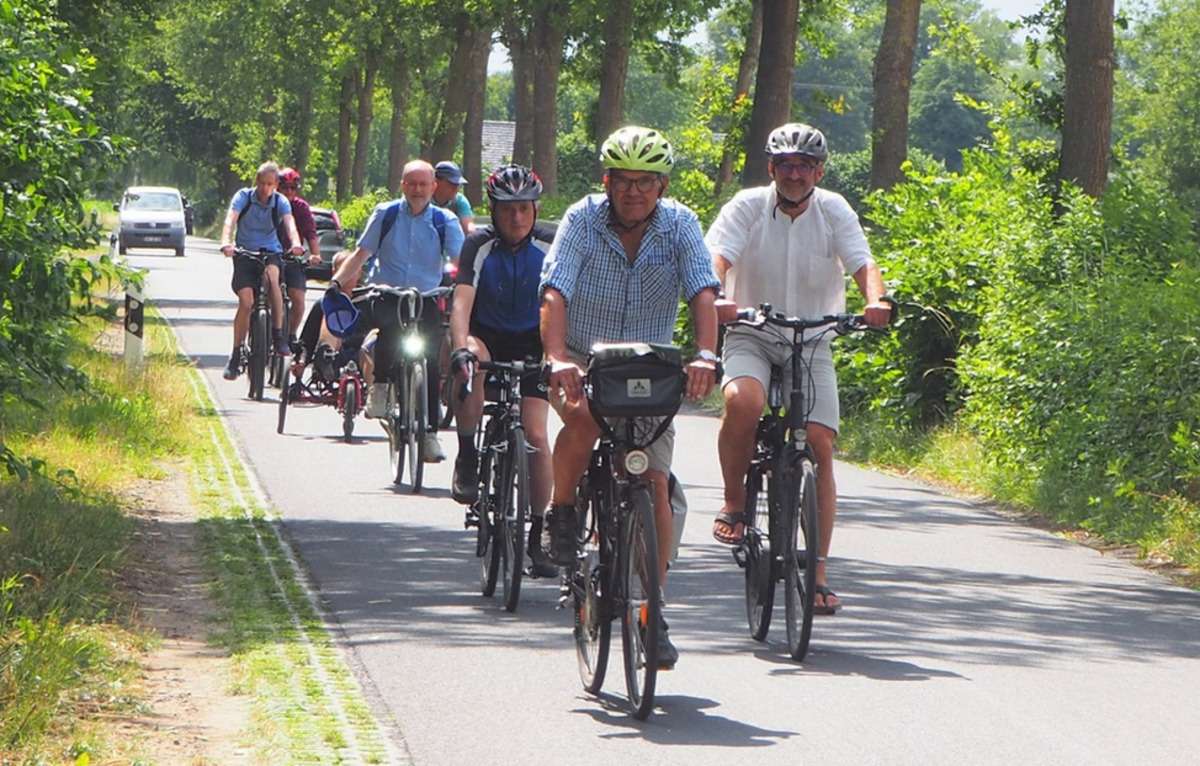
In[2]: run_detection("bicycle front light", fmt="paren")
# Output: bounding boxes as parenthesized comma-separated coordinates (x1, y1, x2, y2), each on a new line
(402, 333, 425, 357)
(624, 450, 650, 475)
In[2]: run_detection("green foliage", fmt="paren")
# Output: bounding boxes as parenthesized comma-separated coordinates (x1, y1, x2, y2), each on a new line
(337, 188, 393, 237)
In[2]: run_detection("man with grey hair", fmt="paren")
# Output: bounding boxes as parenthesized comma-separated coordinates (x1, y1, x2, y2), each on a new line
(331, 159, 465, 461)
(221, 161, 306, 381)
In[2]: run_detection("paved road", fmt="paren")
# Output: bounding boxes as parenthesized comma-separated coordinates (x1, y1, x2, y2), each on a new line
(133, 239, 1200, 765)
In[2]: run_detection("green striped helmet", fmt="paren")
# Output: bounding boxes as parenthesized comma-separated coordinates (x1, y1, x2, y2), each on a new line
(599, 126, 675, 174)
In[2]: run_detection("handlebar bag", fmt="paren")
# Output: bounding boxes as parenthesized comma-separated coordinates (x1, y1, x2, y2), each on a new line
(587, 342, 684, 418)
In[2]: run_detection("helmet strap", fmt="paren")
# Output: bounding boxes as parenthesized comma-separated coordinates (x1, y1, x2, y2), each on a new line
(772, 187, 815, 219)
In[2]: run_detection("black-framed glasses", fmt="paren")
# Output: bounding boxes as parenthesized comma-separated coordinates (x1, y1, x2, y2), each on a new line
(609, 173, 662, 193)
(773, 159, 821, 176)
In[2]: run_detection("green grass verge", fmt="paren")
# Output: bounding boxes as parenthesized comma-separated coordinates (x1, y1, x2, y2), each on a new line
(1, 300, 394, 762)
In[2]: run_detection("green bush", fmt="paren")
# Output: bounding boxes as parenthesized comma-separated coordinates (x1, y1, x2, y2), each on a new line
(336, 188, 393, 242)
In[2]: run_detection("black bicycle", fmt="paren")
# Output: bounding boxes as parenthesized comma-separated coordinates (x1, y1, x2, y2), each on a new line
(269, 252, 309, 390)
(233, 248, 281, 402)
(464, 358, 537, 612)
(352, 284, 450, 492)
(563, 342, 684, 721)
(726, 304, 881, 661)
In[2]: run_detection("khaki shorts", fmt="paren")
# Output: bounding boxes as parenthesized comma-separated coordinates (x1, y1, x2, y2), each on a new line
(721, 326, 840, 432)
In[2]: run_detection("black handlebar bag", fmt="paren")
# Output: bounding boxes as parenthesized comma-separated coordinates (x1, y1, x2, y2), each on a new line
(587, 342, 684, 418)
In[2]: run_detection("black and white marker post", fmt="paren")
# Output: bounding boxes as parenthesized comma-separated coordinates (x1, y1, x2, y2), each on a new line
(124, 280, 145, 373)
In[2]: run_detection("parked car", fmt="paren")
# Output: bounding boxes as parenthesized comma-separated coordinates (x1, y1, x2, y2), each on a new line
(115, 186, 187, 257)
(306, 206, 349, 280)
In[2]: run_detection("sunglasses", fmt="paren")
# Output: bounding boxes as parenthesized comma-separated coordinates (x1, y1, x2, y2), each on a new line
(608, 173, 661, 193)
(279, 184, 297, 190)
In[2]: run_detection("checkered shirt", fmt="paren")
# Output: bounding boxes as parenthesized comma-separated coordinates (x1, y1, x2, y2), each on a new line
(540, 193, 719, 355)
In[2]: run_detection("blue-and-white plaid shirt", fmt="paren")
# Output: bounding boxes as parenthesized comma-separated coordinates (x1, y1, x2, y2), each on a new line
(540, 193, 719, 356)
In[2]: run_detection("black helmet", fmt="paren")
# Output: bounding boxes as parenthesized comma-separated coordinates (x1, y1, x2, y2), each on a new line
(486, 164, 543, 202)
(765, 123, 828, 161)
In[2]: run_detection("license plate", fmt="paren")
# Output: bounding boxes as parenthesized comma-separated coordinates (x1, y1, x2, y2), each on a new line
(143, 236, 164, 242)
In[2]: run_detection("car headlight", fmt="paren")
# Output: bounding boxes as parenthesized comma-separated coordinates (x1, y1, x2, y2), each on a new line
(401, 333, 424, 357)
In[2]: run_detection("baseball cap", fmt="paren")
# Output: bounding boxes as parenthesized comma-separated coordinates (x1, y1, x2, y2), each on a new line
(434, 161, 466, 185)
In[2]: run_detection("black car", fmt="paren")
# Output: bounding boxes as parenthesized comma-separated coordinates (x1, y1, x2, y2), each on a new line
(306, 206, 348, 281)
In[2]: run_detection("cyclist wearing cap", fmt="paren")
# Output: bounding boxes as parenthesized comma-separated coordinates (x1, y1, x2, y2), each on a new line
(220, 161, 306, 380)
(276, 167, 323, 346)
(448, 164, 558, 578)
(706, 123, 892, 615)
(540, 126, 720, 669)
(331, 159, 465, 462)
(434, 160, 475, 237)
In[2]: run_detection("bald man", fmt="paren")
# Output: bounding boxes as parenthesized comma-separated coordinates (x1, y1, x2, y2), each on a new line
(331, 159, 465, 462)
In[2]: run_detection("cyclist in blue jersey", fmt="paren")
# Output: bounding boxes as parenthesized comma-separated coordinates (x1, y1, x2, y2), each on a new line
(449, 164, 558, 577)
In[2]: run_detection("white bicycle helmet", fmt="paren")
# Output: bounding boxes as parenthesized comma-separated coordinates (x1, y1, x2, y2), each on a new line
(764, 123, 828, 161)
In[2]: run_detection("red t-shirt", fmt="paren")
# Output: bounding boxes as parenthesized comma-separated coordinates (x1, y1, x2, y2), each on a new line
(279, 195, 317, 247)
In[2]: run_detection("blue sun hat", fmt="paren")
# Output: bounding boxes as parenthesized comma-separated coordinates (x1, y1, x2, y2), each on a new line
(322, 288, 360, 338)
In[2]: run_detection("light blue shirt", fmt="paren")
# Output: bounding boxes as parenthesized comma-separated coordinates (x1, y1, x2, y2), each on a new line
(540, 193, 719, 355)
(229, 188, 292, 252)
(357, 199, 465, 292)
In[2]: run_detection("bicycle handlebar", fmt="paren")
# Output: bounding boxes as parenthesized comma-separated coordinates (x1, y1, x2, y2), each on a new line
(729, 303, 884, 337)
(231, 247, 306, 264)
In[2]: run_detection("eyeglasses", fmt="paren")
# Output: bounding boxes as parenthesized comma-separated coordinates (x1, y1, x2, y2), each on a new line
(608, 173, 662, 193)
(773, 159, 821, 176)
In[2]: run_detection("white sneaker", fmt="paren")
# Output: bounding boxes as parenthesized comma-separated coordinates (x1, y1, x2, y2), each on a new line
(365, 383, 390, 419)
(422, 433, 446, 463)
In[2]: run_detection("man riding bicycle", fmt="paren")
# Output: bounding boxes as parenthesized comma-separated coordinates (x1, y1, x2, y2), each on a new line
(275, 167, 323, 345)
(220, 161, 307, 380)
(541, 126, 720, 668)
(331, 159, 465, 462)
(706, 123, 892, 614)
(448, 164, 558, 577)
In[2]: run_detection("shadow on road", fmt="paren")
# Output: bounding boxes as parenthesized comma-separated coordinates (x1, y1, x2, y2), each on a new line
(572, 693, 798, 746)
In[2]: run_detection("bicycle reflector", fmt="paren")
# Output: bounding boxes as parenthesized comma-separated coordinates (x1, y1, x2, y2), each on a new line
(322, 290, 360, 338)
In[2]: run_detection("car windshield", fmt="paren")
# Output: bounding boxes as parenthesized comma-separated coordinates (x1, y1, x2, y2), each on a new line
(124, 192, 180, 211)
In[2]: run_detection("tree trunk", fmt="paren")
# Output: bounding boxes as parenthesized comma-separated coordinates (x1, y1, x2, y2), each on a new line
(293, 85, 314, 180)
(532, 9, 565, 194)
(261, 91, 277, 158)
(869, 0, 922, 191)
(336, 72, 354, 201)
(387, 54, 411, 194)
(594, 0, 634, 151)
(504, 20, 534, 165)
(432, 13, 479, 161)
(716, 0, 764, 196)
(463, 28, 491, 206)
(741, 0, 799, 186)
(1058, 0, 1114, 198)
(352, 56, 379, 197)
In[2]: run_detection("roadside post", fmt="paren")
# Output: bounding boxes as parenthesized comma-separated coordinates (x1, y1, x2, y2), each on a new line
(124, 280, 145, 373)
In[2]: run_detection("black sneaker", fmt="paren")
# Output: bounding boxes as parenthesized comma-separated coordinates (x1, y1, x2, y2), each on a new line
(525, 543, 559, 579)
(451, 452, 478, 504)
(272, 330, 288, 356)
(546, 504, 578, 566)
(223, 351, 241, 380)
(656, 612, 678, 670)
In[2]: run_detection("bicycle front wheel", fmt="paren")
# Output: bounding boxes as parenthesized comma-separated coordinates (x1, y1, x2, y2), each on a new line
(248, 310, 267, 401)
(341, 379, 358, 444)
(388, 379, 406, 485)
(620, 484, 660, 721)
(784, 456, 819, 661)
(499, 428, 528, 612)
(478, 444, 499, 597)
(406, 361, 426, 494)
(743, 464, 774, 641)
(574, 488, 609, 694)
(276, 364, 290, 434)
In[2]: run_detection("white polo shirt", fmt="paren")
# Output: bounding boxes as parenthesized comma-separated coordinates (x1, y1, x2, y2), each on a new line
(705, 184, 873, 324)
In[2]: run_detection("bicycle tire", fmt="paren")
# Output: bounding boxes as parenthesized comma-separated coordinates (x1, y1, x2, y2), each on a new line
(743, 464, 774, 641)
(270, 347, 285, 389)
(573, 489, 610, 694)
(342, 379, 358, 443)
(500, 428, 528, 612)
(478, 443, 499, 597)
(621, 484, 660, 721)
(388, 378, 406, 485)
(407, 361, 426, 493)
(438, 374, 455, 429)
(248, 310, 267, 401)
(276, 364, 290, 434)
(784, 456, 819, 661)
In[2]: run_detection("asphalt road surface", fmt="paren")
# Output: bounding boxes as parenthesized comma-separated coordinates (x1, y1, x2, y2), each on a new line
(131, 239, 1200, 765)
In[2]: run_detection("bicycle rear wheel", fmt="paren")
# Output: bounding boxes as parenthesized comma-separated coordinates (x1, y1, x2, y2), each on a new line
(574, 490, 609, 694)
(620, 485, 660, 721)
(500, 428, 528, 612)
(342, 379, 358, 443)
(478, 444, 499, 597)
(276, 365, 290, 434)
(784, 456, 819, 661)
(248, 310, 268, 401)
(406, 361, 426, 493)
(388, 379, 406, 485)
(743, 464, 774, 641)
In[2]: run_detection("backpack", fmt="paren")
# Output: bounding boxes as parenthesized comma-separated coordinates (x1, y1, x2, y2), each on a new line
(236, 189, 282, 230)
(378, 201, 448, 250)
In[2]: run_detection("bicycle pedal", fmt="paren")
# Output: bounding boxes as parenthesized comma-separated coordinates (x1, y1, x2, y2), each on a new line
(732, 545, 749, 569)
(464, 510, 479, 529)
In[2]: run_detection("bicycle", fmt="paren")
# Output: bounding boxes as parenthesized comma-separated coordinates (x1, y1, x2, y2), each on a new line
(562, 342, 685, 721)
(269, 252, 310, 390)
(352, 284, 451, 492)
(725, 303, 882, 661)
(463, 358, 538, 612)
(232, 248, 282, 402)
(276, 340, 367, 443)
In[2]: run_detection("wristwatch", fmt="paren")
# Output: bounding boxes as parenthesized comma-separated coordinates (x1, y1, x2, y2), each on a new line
(696, 349, 719, 364)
